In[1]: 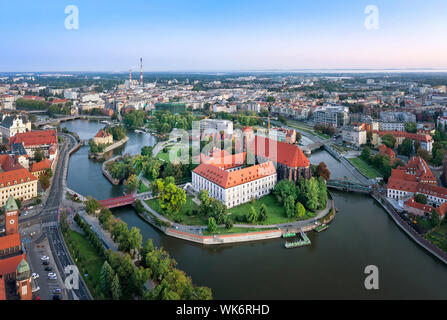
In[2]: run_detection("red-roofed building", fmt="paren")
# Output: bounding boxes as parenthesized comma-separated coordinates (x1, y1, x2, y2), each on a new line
(30, 159, 52, 178)
(93, 130, 113, 145)
(377, 131, 433, 152)
(192, 161, 277, 208)
(387, 157, 447, 220)
(9, 130, 58, 161)
(379, 145, 396, 163)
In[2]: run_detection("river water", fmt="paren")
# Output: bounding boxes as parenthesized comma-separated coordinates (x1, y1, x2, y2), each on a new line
(62, 120, 447, 299)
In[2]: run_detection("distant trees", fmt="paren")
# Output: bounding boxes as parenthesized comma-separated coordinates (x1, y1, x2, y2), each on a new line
(381, 134, 396, 149)
(404, 122, 417, 133)
(398, 138, 414, 156)
(16, 98, 48, 110)
(314, 124, 335, 136)
(315, 162, 331, 181)
(158, 180, 186, 216)
(106, 125, 127, 140)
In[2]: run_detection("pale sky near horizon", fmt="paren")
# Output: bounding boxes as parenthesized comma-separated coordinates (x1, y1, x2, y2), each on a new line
(1, 0, 446, 72)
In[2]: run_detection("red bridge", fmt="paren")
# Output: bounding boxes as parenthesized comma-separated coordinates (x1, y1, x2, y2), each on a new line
(99, 195, 135, 209)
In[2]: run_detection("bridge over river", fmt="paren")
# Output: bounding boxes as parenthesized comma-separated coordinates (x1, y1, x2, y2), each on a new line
(301, 138, 333, 155)
(327, 179, 374, 194)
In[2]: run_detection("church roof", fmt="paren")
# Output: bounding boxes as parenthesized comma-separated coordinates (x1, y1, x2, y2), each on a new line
(17, 258, 30, 274)
(5, 196, 18, 213)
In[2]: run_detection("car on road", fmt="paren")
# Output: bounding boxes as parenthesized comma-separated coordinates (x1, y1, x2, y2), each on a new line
(42, 261, 50, 265)
(48, 274, 57, 280)
(44, 267, 53, 272)
(40, 255, 49, 261)
(32, 273, 39, 280)
(52, 288, 62, 294)
(52, 294, 61, 300)
(48, 272, 56, 277)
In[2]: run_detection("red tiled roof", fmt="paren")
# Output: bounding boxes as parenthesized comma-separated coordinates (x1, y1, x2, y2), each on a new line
(253, 136, 310, 168)
(0, 155, 24, 172)
(0, 233, 21, 251)
(94, 130, 110, 138)
(404, 198, 447, 217)
(0, 168, 37, 187)
(379, 131, 433, 143)
(9, 130, 57, 147)
(193, 161, 276, 189)
(0, 253, 26, 277)
(31, 159, 51, 173)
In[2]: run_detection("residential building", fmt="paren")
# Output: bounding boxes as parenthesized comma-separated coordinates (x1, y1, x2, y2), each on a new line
(376, 131, 433, 152)
(199, 119, 233, 135)
(9, 130, 58, 161)
(93, 130, 113, 145)
(342, 125, 367, 147)
(30, 159, 52, 178)
(313, 106, 349, 128)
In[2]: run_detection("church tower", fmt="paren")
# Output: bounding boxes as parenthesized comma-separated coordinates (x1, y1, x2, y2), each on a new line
(16, 258, 32, 300)
(5, 197, 19, 235)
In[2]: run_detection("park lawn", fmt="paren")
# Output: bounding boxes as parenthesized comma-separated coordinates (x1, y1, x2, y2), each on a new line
(349, 157, 382, 179)
(138, 180, 150, 193)
(228, 194, 300, 225)
(145, 196, 207, 226)
(65, 230, 105, 299)
(425, 224, 447, 251)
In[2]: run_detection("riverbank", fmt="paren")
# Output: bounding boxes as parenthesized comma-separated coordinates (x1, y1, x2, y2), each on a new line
(371, 190, 447, 265)
(88, 136, 129, 160)
(101, 155, 124, 185)
(135, 196, 336, 246)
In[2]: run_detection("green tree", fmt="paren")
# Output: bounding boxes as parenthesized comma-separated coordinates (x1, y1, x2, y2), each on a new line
(284, 195, 296, 218)
(111, 274, 122, 300)
(315, 162, 331, 180)
(381, 134, 396, 149)
(159, 182, 187, 215)
(361, 147, 371, 161)
(295, 202, 306, 219)
(305, 178, 320, 211)
(100, 261, 115, 298)
(431, 209, 440, 228)
(259, 204, 268, 222)
(124, 174, 139, 194)
(207, 217, 217, 233)
(404, 122, 417, 133)
(34, 148, 45, 162)
(246, 206, 258, 224)
(39, 173, 50, 190)
(414, 194, 427, 204)
(399, 138, 414, 156)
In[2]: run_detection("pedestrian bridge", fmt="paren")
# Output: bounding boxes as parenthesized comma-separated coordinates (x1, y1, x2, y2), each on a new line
(327, 179, 373, 194)
(301, 139, 333, 155)
(99, 195, 136, 209)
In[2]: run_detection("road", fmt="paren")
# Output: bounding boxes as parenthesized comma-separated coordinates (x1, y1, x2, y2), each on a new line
(19, 133, 92, 300)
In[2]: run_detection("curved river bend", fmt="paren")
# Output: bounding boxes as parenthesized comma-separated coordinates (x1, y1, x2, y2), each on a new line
(62, 120, 447, 299)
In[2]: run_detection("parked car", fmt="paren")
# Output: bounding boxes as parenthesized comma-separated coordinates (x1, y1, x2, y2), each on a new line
(32, 273, 39, 280)
(48, 273, 56, 277)
(42, 261, 50, 266)
(40, 256, 49, 261)
(44, 267, 53, 272)
(48, 275, 57, 280)
(52, 294, 61, 300)
(52, 288, 62, 294)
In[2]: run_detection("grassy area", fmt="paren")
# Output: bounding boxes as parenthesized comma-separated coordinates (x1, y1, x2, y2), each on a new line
(229, 194, 310, 225)
(425, 224, 447, 252)
(146, 196, 207, 225)
(138, 180, 150, 193)
(348, 157, 382, 179)
(64, 230, 105, 299)
(202, 226, 277, 236)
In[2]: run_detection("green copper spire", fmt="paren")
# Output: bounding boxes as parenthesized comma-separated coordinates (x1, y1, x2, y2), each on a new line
(17, 258, 30, 275)
(5, 196, 18, 213)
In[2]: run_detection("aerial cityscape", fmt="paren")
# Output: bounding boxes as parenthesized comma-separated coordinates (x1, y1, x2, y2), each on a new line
(1, 0, 447, 306)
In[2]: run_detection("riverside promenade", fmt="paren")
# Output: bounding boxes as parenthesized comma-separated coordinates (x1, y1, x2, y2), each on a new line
(372, 190, 447, 265)
(136, 196, 335, 246)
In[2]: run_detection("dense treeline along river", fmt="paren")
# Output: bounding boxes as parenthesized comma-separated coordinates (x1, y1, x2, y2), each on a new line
(62, 120, 447, 299)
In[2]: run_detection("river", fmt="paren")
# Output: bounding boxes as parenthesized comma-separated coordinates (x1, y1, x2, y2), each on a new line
(61, 120, 447, 299)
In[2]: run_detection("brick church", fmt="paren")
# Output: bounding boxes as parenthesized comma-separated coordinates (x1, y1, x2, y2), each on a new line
(0, 197, 32, 300)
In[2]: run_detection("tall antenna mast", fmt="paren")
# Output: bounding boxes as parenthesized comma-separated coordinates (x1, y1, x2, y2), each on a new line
(140, 57, 143, 85)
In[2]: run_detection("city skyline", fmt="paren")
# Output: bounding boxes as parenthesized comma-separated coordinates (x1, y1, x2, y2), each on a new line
(1, 0, 447, 72)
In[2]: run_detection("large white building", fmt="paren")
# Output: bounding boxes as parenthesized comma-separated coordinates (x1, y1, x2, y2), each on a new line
(0, 114, 31, 141)
(192, 154, 277, 208)
(199, 119, 233, 135)
(313, 105, 349, 128)
(342, 125, 367, 147)
(379, 121, 405, 132)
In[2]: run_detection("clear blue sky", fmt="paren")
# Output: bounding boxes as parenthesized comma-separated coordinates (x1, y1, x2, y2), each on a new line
(1, 0, 446, 72)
